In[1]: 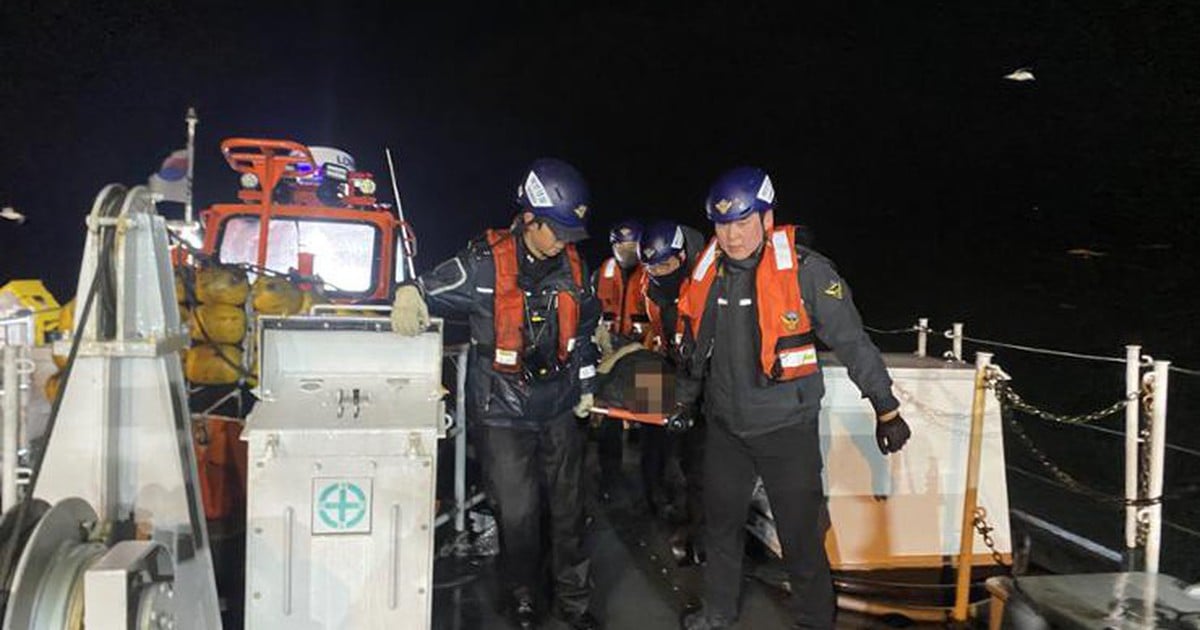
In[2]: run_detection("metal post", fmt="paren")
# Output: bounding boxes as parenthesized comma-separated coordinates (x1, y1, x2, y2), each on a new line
(2, 345, 17, 509)
(184, 107, 198, 224)
(916, 318, 928, 358)
(953, 351, 992, 622)
(1123, 345, 1141, 565)
(952, 323, 964, 361)
(385, 149, 417, 283)
(1145, 360, 1169, 574)
(453, 345, 469, 533)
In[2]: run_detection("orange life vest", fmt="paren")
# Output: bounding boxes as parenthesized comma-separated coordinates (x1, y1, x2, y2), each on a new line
(677, 225, 818, 381)
(596, 257, 649, 338)
(486, 229, 584, 373)
(193, 415, 248, 521)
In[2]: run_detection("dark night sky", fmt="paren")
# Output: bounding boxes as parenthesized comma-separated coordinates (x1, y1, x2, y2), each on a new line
(2, 0, 1199, 361)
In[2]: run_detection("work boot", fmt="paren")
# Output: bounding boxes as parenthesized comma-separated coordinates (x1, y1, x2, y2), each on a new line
(681, 608, 733, 630)
(669, 533, 706, 567)
(511, 588, 538, 629)
(555, 608, 600, 629)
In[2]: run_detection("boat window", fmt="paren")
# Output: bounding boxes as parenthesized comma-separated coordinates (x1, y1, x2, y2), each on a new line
(217, 217, 378, 293)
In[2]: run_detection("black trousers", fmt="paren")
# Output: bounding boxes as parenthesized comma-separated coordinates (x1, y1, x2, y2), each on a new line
(478, 409, 592, 614)
(703, 418, 834, 628)
(640, 424, 670, 508)
(640, 422, 705, 532)
(676, 420, 706, 540)
(597, 415, 624, 485)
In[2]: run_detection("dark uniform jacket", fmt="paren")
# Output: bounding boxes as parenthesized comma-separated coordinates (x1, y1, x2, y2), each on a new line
(418, 228, 601, 430)
(679, 241, 898, 437)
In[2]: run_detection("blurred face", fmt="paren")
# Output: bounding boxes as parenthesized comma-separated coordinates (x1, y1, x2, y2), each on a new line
(612, 241, 639, 268)
(646, 253, 683, 277)
(522, 212, 565, 259)
(715, 210, 773, 261)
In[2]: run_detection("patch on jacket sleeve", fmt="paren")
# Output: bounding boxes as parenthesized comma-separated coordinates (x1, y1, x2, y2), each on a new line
(823, 280, 844, 300)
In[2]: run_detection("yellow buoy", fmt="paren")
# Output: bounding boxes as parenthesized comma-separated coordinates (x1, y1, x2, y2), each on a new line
(51, 298, 76, 368)
(58, 298, 75, 333)
(195, 266, 249, 306)
(189, 304, 247, 344)
(251, 276, 303, 315)
(174, 269, 191, 304)
(185, 344, 244, 386)
(44, 371, 62, 403)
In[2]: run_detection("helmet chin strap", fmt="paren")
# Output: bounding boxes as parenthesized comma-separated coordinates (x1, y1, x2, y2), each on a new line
(753, 212, 769, 257)
(520, 221, 549, 260)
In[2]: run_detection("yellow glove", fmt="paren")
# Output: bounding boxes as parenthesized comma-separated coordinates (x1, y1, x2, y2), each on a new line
(573, 393, 595, 418)
(594, 321, 614, 360)
(390, 285, 429, 336)
(598, 342, 644, 375)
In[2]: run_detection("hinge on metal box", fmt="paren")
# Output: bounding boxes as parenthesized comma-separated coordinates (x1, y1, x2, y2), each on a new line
(406, 432, 425, 459)
(336, 388, 364, 419)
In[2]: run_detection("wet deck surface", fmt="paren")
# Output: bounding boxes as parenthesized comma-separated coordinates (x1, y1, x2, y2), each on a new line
(430, 441, 950, 630)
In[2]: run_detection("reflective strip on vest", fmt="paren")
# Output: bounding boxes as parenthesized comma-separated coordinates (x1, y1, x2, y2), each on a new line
(779, 347, 817, 368)
(678, 226, 817, 382)
(692, 240, 719, 281)
(771, 228, 793, 271)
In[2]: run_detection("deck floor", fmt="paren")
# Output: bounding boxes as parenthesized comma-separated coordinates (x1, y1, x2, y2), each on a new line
(430, 439, 955, 629)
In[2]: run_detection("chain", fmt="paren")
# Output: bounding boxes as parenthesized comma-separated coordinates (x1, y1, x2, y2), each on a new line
(991, 379, 1134, 426)
(972, 507, 1009, 567)
(988, 368, 1126, 504)
(891, 383, 972, 435)
(1001, 402, 1121, 504)
(1136, 373, 1156, 547)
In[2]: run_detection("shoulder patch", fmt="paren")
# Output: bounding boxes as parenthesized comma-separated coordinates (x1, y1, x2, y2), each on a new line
(823, 279, 844, 300)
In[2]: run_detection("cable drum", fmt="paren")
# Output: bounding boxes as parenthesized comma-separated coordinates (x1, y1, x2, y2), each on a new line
(2, 498, 103, 630)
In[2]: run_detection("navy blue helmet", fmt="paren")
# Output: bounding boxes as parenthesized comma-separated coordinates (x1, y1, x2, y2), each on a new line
(609, 220, 643, 245)
(516, 158, 591, 242)
(638, 220, 687, 266)
(705, 166, 775, 224)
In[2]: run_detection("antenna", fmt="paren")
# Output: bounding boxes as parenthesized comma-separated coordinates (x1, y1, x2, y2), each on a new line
(384, 148, 417, 282)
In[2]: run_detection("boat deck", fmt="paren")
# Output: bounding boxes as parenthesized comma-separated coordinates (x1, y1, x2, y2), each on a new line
(429, 445, 958, 630)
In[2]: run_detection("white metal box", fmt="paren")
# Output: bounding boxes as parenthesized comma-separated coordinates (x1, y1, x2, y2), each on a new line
(244, 316, 444, 630)
(750, 353, 1012, 569)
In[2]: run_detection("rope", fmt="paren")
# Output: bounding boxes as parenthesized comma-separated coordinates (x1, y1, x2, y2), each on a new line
(1170, 364, 1200, 377)
(1007, 465, 1200, 541)
(865, 320, 1200, 375)
(960, 334, 1127, 364)
(864, 324, 921, 335)
(1059, 421, 1200, 461)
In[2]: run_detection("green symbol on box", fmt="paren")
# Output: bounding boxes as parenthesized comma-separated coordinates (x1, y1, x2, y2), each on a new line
(318, 482, 368, 530)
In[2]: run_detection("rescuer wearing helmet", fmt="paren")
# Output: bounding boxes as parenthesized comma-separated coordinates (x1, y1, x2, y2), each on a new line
(672, 167, 911, 630)
(391, 158, 601, 629)
(636, 219, 707, 563)
(591, 219, 647, 499)
(595, 219, 649, 347)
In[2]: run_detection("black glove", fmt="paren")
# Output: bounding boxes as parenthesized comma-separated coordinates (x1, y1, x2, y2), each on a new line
(665, 404, 695, 433)
(875, 413, 911, 455)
